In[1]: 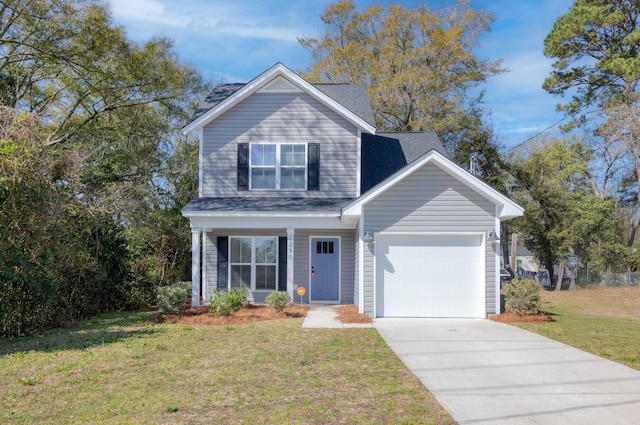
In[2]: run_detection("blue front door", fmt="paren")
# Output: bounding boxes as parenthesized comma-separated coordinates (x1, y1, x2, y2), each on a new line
(311, 238, 339, 301)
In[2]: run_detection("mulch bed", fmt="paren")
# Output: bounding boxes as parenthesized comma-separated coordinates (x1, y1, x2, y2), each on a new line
(490, 312, 552, 323)
(155, 303, 309, 326)
(335, 304, 373, 324)
(154, 303, 375, 326)
(157, 303, 549, 326)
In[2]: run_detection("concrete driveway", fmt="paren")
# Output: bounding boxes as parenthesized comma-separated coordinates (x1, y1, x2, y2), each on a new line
(374, 319, 640, 425)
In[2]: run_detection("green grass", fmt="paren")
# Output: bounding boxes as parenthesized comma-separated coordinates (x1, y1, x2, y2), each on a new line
(0, 311, 455, 425)
(509, 287, 640, 370)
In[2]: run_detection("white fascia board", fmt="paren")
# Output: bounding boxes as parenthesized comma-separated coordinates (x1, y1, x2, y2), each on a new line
(188, 215, 355, 230)
(427, 153, 524, 219)
(342, 150, 524, 221)
(197, 128, 203, 197)
(356, 128, 362, 198)
(183, 63, 375, 135)
(182, 211, 338, 218)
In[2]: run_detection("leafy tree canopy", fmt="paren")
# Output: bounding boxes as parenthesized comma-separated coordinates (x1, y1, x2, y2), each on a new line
(510, 137, 623, 273)
(0, 0, 205, 335)
(543, 0, 640, 123)
(298, 0, 504, 153)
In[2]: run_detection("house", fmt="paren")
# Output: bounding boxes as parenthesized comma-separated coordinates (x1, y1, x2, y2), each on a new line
(515, 243, 538, 272)
(181, 63, 523, 318)
(504, 239, 539, 273)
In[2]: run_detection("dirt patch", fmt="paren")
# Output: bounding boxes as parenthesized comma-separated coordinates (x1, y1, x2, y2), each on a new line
(335, 304, 373, 324)
(155, 303, 309, 326)
(490, 312, 552, 323)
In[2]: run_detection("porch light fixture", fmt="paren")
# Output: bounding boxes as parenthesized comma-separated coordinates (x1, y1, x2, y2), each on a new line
(363, 230, 375, 242)
(487, 230, 500, 242)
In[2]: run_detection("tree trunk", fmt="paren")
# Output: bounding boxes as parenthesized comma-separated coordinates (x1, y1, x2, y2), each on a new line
(501, 222, 511, 274)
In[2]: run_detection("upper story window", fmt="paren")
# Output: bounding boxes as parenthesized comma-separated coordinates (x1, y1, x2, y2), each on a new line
(237, 143, 319, 192)
(250, 144, 306, 190)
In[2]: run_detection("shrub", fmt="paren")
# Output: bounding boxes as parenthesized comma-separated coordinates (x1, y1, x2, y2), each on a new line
(265, 291, 291, 312)
(504, 279, 541, 315)
(156, 282, 191, 314)
(210, 288, 249, 316)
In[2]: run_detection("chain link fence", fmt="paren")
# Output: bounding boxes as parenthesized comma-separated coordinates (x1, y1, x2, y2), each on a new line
(517, 268, 640, 289)
(577, 268, 640, 287)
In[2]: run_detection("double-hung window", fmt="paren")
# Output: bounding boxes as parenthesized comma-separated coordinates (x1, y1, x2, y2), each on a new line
(250, 144, 306, 190)
(229, 237, 277, 291)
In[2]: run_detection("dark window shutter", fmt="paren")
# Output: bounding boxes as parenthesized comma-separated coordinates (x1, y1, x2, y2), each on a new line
(237, 143, 249, 191)
(217, 237, 229, 291)
(278, 236, 287, 291)
(308, 143, 320, 191)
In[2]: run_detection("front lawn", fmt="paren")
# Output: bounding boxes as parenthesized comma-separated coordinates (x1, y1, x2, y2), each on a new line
(508, 287, 640, 370)
(0, 311, 455, 424)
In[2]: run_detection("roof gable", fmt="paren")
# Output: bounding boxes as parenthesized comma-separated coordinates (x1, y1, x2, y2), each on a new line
(183, 63, 376, 134)
(343, 149, 523, 221)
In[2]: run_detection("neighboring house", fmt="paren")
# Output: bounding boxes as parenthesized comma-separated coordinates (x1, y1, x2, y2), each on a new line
(182, 63, 523, 318)
(516, 243, 538, 272)
(512, 241, 538, 272)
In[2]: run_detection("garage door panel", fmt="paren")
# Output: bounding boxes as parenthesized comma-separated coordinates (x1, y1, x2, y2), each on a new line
(376, 234, 484, 318)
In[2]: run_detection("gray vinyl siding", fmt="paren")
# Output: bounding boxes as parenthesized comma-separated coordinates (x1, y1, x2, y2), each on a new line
(205, 228, 354, 305)
(363, 240, 375, 316)
(204, 232, 217, 303)
(488, 240, 499, 314)
(201, 92, 359, 198)
(362, 163, 497, 316)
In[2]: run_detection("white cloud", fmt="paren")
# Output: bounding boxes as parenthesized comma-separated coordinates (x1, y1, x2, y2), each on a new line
(108, 0, 311, 44)
(199, 17, 302, 42)
(108, 0, 190, 27)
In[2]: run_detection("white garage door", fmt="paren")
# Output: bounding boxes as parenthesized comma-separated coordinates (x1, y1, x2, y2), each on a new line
(376, 234, 485, 318)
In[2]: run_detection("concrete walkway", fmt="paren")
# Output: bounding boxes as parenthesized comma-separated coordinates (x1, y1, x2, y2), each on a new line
(374, 318, 640, 425)
(301, 305, 373, 328)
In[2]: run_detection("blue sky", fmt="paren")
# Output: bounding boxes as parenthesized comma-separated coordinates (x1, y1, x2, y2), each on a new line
(106, 0, 574, 149)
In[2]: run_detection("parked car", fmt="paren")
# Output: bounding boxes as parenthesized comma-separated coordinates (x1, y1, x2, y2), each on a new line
(500, 269, 512, 288)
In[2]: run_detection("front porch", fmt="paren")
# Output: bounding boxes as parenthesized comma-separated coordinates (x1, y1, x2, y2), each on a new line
(188, 226, 357, 307)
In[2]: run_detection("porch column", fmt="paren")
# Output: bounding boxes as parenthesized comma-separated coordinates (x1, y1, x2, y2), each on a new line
(201, 230, 208, 305)
(286, 228, 295, 298)
(191, 227, 201, 307)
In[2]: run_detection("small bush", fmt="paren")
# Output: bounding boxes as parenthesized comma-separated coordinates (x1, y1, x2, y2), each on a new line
(156, 282, 191, 315)
(504, 279, 541, 315)
(210, 288, 249, 316)
(265, 291, 291, 312)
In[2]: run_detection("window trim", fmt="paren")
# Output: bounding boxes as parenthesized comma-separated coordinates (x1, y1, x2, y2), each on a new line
(249, 143, 307, 190)
(228, 236, 279, 292)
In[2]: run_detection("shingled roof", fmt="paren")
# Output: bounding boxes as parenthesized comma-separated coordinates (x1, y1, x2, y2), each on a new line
(360, 132, 447, 193)
(184, 83, 245, 127)
(182, 197, 352, 214)
(314, 84, 375, 127)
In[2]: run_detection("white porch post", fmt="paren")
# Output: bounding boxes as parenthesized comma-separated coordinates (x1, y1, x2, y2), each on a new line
(191, 227, 201, 307)
(286, 228, 295, 298)
(201, 230, 208, 305)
